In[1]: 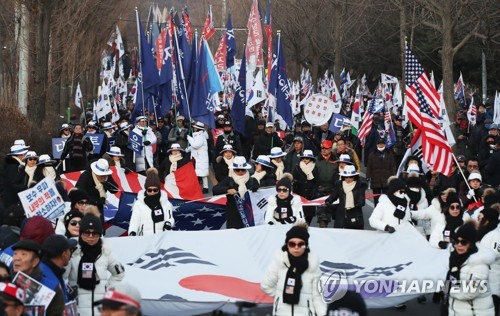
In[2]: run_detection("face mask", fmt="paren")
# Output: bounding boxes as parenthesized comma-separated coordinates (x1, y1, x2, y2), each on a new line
(409, 187, 420, 192)
(223, 130, 231, 135)
(377, 146, 385, 152)
(394, 192, 405, 199)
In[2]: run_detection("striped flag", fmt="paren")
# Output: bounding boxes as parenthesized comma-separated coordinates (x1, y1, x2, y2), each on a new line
(405, 45, 453, 176)
(467, 96, 477, 126)
(202, 5, 216, 40)
(357, 99, 375, 147)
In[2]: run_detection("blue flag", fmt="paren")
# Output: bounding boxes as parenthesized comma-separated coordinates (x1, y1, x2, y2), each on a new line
(189, 39, 216, 129)
(109, 192, 138, 230)
(234, 192, 255, 227)
(138, 17, 160, 95)
(385, 122, 397, 149)
(226, 13, 236, 68)
(230, 51, 247, 135)
(158, 29, 173, 117)
(171, 199, 227, 231)
(268, 34, 293, 128)
(329, 114, 349, 133)
(173, 24, 190, 119)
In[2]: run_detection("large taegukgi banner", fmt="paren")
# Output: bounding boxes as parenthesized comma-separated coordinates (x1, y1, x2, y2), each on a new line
(107, 223, 449, 315)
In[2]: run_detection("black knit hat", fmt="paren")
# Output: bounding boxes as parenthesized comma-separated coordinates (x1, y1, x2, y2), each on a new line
(144, 168, 161, 189)
(480, 208, 499, 226)
(388, 178, 405, 194)
(285, 224, 309, 245)
(326, 290, 367, 316)
(446, 192, 461, 207)
(68, 189, 89, 208)
(80, 214, 103, 235)
(455, 222, 477, 244)
(276, 177, 292, 192)
(64, 209, 84, 230)
(405, 175, 422, 188)
(42, 235, 77, 258)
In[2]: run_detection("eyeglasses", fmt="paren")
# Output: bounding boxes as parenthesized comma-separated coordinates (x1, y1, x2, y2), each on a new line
(234, 169, 246, 173)
(77, 200, 88, 205)
(449, 205, 461, 210)
(69, 220, 81, 226)
(288, 241, 306, 249)
(147, 188, 159, 193)
(277, 188, 289, 193)
(453, 239, 469, 246)
(82, 230, 100, 237)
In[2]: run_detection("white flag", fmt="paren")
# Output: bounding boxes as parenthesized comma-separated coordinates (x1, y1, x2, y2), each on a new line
(381, 73, 398, 84)
(248, 69, 266, 107)
(493, 91, 500, 125)
(74, 83, 83, 109)
(115, 25, 125, 58)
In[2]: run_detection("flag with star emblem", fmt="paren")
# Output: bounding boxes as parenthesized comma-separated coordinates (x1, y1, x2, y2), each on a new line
(405, 44, 453, 176)
(172, 200, 227, 231)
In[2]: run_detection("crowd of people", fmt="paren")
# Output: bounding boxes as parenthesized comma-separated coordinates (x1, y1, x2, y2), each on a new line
(0, 97, 499, 315)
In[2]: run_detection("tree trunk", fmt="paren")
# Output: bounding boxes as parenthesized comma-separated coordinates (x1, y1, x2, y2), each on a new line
(332, 1, 343, 87)
(441, 3, 457, 133)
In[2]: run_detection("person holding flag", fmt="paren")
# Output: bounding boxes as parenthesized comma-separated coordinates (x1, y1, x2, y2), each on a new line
(132, 116, 157, 173)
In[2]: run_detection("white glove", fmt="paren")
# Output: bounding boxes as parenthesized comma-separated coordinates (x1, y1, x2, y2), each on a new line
(466, 189, 475, 199)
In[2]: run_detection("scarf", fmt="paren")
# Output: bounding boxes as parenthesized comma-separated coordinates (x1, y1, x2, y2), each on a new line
(77, 238, 102, 290)
(13, 156, 24, 166)
(274, 195, 294, 224)
(299, 161, 315, 180)
(282, 251, 309, 305)
(232, 172, 250, 197)
(43, 166, 57, 180)
(72, 134, 84, 158)
(446, 245, 477, 284)
(251, 170, 266, 183)
(342, 181, 356, 210)
(223, 157, 235, 177)
(92, 172, 107, 198)
(272, 160, 285, 180)
(25, 165, 37, 186)
(406, 189, 421, 210)
(114, 160, 121, 169)
(144, 193, 164, 224)
(388, 194, 408, 220)
(169, 152, 183, 173)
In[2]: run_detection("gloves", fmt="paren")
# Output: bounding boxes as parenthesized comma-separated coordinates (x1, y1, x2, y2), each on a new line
(466, 189, 475, 199)
(163, 222, 172, 231)
(438, 241, 449, 249)
(129, 231, 137, 236)
(268, 221, 274, 225)
(98, 197, 107, 206)
(143, 140, 151, 146)
(250, 182, 260, 192)
(285, 216, 297, 224)
(384, 225, 396, 233)
(103, 182, 119, 194)
(141, 129, 148, 136)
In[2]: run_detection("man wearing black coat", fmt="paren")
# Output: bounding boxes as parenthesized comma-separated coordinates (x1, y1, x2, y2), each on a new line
(252, 123, 283, 159)
(215, 121, 243, 158)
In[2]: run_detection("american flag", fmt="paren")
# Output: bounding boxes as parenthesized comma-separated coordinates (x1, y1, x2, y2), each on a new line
(357, 99, 375, 147)
(467, 96, 477, 126)
(405, 45, 453, 176)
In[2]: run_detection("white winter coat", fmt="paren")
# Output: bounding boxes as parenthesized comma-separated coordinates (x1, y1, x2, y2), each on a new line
(448, 250, 495, 316)
(187, 130, 209, 177)
(261, 251, 327, 316)
(132, 126, 157, 172)
(265, 195, 305, 225)
(478, 226, 500, 296)
(408, 189, 430, 236)
(411, 197, 446, 242)
(369, 194, 412, 232)
(128, 190, 174, 235)
(68, 241, 125, 316)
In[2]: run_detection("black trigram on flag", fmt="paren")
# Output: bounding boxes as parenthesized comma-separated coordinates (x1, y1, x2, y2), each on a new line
(129, 247, 216, 271)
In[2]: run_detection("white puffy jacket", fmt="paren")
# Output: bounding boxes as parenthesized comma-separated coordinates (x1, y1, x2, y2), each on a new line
(187, 130, 209, 177)
(261, 250, 327, 316)
(448, 249, 495, 316)
(265, 195, 305, 225)
(128, 190, 174, 236)
(411, 198, 446, 244)
(68, 241, 125, 316)
(132, 126, 157, 172)
(369, 194, 412, 232)
(478, 226, 500, 296)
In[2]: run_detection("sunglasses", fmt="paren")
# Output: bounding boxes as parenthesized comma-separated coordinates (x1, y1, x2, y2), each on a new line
(234, 169, 246, 173)
(453, 239, 469, 246)
(147, 188, 159, 193)
(449, 205, 461, 210)
(82, 230, 100, 237)
(344, 176, 354, 179)
(277, 188, 289, 193)
(27, 158, 38, 161)
(288, 241, 306, 249)
(396, 190, 405, 194)
(77, 200, 88, 205)
(69, 220, 81, 226)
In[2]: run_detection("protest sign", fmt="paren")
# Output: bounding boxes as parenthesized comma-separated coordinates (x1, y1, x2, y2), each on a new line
(51, 138, 67, 159)
(18, 178, 65, 221)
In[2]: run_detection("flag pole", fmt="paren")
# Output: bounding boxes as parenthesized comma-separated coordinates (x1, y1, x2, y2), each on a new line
(135, 8, 147, 122)
(172, 23, 193, 124)
(450, 152, 477, 203)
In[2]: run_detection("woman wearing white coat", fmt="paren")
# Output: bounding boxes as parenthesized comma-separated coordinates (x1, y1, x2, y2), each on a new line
(261, 223, 327, 315)
(187, 122, 210, 193)
(68, 214, 125, 316)
(132, 116, 157, 173)
(265, 175, 305, 225)
(445, 222, 495, 316)
(129, 168, 174, 236)
(369, 177, 412, 233)
(405, 168, 429, 236)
